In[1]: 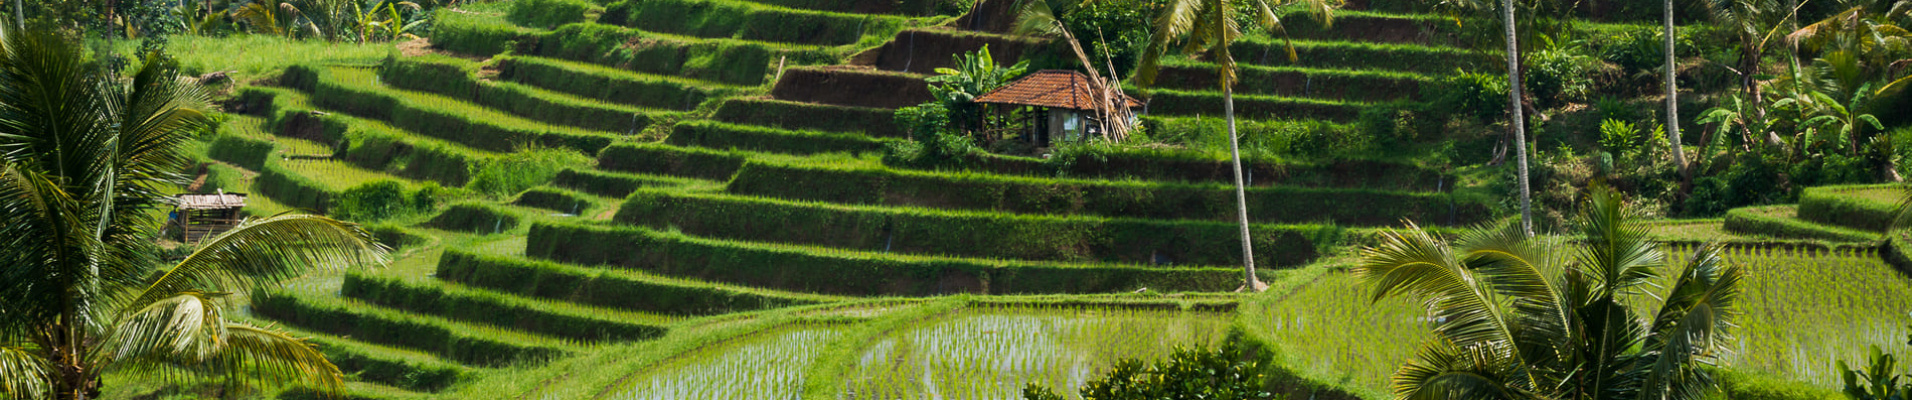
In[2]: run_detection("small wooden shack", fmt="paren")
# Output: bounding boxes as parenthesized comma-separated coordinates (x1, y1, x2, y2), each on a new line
(172, 191, 247, 242)
(974, 70, 1143, 146)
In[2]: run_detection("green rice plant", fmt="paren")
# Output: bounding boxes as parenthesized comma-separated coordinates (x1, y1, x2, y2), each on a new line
(529, 23, 818, 86)
(1243, 246, 1912, 393)
(549, 168, 704, 198)
(251, 291, 572, 367)
(1143, 89, 1370, 122)
(431, 9, 539, 56)
(726, 160, 1494, 226)
(1226, 38, 1480, 74)
(253, 159, 337, 212)
(513, 187, 600, 216)
(1724, 205, 1881, 242)
(465, 145, 595, 197)
(339, 273, 668, 342)
(597, 0, 910, 46)
(131, 35, 395, 82)
(601, 325, 845, 399)
(666, 120, 892, 156)
(268, 324, 469, 392)
(379, 56, 674, 133)
(1798, 184, 1910, 232)
(507, 0, 600, 29)
(1151, 61, 1435, 102)
(712, 98, 904, 137)
(610, 188, 1350, 267)
(524, 222, 1243, 295)
(837, 304, 1232, 399)
(205, 133, 277, 171)
(495, 56, 724, 110)
(1247, 270, 1431, 392)
(426, 202, 525, 234)
(288, 65, 618, 154)
(433, 250, 836, 315)
(1659, 246, 1912, 387)
(594, 143, 748, 181)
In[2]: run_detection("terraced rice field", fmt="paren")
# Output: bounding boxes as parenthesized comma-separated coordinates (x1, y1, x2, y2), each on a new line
(841, 305, 1232, 399)
(603, 325, 845, 400)
(1255, 246, 1912, 393)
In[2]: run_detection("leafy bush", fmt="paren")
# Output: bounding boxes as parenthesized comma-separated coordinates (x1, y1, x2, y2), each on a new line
(1427, 71, 1509, 123)
(333, 180, 450, 222)
(1526, 46, 1596, 108)
(1023, 340, 1278, 400)
(885, 102, 981, 168)
(466, 146, 593, 197)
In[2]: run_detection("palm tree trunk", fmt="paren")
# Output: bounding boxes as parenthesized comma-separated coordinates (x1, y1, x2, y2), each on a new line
(1502, 0, 1533, 237)
(1665, 0, 1688, 180)
(1225, 86, 1263, 290)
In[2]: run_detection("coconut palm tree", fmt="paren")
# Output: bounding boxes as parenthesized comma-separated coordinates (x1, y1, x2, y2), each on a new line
(1501, 0, 1534, 237)
(1666, 0, 1689, 180)
(1356, 185, 1744, 400)
(0, 27, 387, 400)
(1133, 0, 1336, 291)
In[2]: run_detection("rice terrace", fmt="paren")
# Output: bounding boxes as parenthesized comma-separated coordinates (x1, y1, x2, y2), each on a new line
(3, 0, 1912, 399)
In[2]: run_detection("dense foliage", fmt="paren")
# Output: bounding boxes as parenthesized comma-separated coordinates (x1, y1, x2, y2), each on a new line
(1022, 340, 1279, 400)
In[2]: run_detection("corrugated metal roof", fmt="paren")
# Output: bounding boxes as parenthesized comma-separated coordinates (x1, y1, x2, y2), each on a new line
(176, 193, 247, 210)
(974, 70, 1143, 110)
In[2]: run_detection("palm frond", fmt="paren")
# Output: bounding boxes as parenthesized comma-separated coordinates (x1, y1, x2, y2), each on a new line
(110, 320, 345, 398)
(1135, 0, 1204, 87)
(1393, 339, 1534, 400)
(0, 344, 50, 400)
(1637, 243, 1743, 400)
(1574, 185, 1664, 297)
(127, 214, 389, 307)
(106, 292, 229, 364)
(1357, 223, 1530, 358)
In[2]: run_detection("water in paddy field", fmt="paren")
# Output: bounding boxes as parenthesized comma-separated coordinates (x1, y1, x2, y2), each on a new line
(605, 326, 842, 400)
(840, 306, 1232, 400)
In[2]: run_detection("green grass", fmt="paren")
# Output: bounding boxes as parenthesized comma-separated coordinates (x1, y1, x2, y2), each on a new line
(1723, 205, 1881, 243)
(253, 290, 576, 367)
(289, 65, 619, 154)
(1248, 268, 1429, 393)
(127, 35, 395, 83)
(340, 273, 673, 341)
(275, 158, 414, 192)
(838, 304, 1233, 398)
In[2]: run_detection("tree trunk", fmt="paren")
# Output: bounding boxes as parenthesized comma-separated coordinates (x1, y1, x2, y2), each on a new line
(1224, 86, 1263, 291)
(1503, 0, 1533, 237)
(1665, 0, 1689, 181)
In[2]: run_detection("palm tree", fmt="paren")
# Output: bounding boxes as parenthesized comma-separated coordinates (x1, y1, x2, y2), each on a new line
(1356, 185, 1744, 400)
(1133, 0, 1336, 291)
(1666, 0, 1689, 180)
(1500, 0, 1534, 237)
(1701, 0, 1802, 148)
(0, 27, 387, 400)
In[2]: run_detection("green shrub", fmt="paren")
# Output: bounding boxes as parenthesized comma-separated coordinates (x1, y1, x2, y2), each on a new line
(666, 120, 888, 155)
(1711, 369, 1845, 400)
(611, 189, 1347, 267)
(333, 180, 410, 221)
(1427, 71, 1510, 123)
(1023, 339, 1277, 400)
(712, 98, 903, 137)
(206, 134, 277, 171)
(550, 168, 695, 198)
(593, 143, 746, 181)
(496, 56, 711, 110)
(340, 274, 666, 342)
(1722, 205, 1879, 242)
(466, 145, 594, 197)
(883, 102, 980, 168)
(251, 292, 566, 367)
(726, 162, 1493, 226)
(434, 250, 827, 315)
(526, 222, 1242, 295)
(507, 0, 597, 28)
(426, 202, 524, 234)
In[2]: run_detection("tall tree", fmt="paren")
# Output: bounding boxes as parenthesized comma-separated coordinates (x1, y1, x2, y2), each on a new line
(1134, 0, 1335, 291)
(1702, 0, 1799, 148)
(1501, 0, 1534, 236)
(1667, 0, 1689, 180)
(0, 27, 387, 400)
(1356, 185, 1744, 400)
